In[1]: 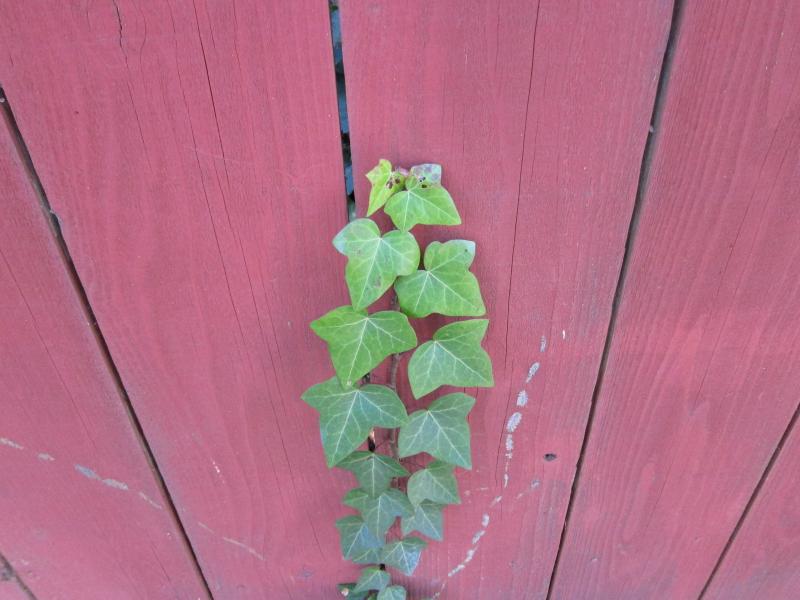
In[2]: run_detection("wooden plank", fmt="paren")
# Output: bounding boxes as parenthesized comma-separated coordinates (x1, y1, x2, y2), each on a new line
(340, 1, 671, 597)
(0, 1, 346, 597)
(0, 113, 207, 597)
(704, 417, 800, 599)
(550, 2, 800, 598)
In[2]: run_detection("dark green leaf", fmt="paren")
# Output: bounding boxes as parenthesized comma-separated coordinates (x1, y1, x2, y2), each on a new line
(336, 516, 384, 564)
(377, 585, 407, 600)
(384, 185, 461, 231)
(366, 159, 405, 216)
(401, 500, 444, 541)
(380, 537, 428, 576)
(407, 460, 460, 506)
(344, 488, 414, 538)
(303, 378, 407, 467)
(353, 567, 390, 593)
(398, 393, 474, 468)
(338, 451, 409, 496)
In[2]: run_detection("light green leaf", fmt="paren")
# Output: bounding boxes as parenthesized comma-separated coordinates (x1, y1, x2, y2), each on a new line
(353, 567, 390, 593)
(311, 306, 418, 387)
(395, 239, 484, 319)
(378, 585, 407, 600)
(401, 500, 444, 541)
(380, 537, 428, 576)
(398, 393, 474, 468)
(409, 163, 442, 186)
(384, 185, 461, 231)
(333, 219, 420, 310)
(337, 583, 370, 600)
(338, 451, 409, 496)
(366, 159, 405, 216)
(407, 460, 460, 506)
(344, 488, 414, 538)
(407, 319, 493, 398)
(302, 378, 408, 467)
(336, 516, 384, 564)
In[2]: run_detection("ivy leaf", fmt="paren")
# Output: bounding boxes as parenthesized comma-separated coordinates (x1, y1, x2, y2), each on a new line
(311, 306, 418, 387)
(333, 219, 420, 310)
(380, 537, 428, 576)
(407, 319, 493, 398)
(353, 567, 390, 593)
(338, 451, 409, 496)
(336, 516, 384, 564)
(302, 378, 408, 467)
(378, 585, 407, 600)
(401, 500, 444, 541)
(398, 393, 474, 468)
(337, 583, 370, 600)
(395, 239, 484, 318)
(366, 159, 405, 216)
(409, 163, 442, 186)
(344, 488, 414, 538)
(407, 460, 460, 506)
(384, 185, 461, 231)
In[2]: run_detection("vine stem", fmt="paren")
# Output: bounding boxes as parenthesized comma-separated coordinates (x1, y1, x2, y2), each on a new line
(387, 293, 402, 460)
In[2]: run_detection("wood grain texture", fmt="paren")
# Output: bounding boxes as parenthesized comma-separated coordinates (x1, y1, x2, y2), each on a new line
(703, 416, 800, 599)
(340, 1, 671, 597)
(0, 116, 207, 597)
(550, 2, 800, 599)
(0, 1, 347, 597)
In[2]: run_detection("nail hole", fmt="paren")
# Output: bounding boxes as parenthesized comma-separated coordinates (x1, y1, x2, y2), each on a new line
(544, 453, 557, 462)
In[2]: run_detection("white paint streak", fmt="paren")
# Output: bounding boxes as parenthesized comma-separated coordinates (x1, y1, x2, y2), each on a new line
(506, 412, 522, 433)
(0, 437, 24, 450)
(74, 464, 128, 491)
(516, 389, 528, 407)
(138, 491, 164, 510)
(481, 513, 490, 528)
(222, 536, 265, 561)
(526, 362, 540, 383)
(197, 521, 214, 533)
(540, 335, 547, 352)
(37, 453, 55, 461)
(562, 329, 566, 339)
(490, 495, 503, 507)
(505, 434, 514, 452)
(75, 464, 99, 480)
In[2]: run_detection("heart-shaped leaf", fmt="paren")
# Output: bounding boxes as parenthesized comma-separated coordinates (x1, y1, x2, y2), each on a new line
(366, 159, 405, 215)
(336, 516, 384, 564)
(398, 393, 475, 468)
(380, 537, 428, 576)
(311, 306, 417, 387)
(338, 451, 409, 496)
(378, 585, 407, 600)
(407, 319, 493, 398)
(353, 566, 390, 593)
(344, 488, 414, 538)
(303, 378, 408, 467)
(384, 185, 461, 231)
(334, 219, 420, 310)
(401, 500, 444, 541)
(407, 460, 460, 506)
(395, 240, 485, 318)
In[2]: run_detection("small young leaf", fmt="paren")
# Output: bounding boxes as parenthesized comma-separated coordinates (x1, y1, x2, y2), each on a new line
(338, 451, 409, 496)
(336, 516, 384, 564)
(401, 500, 444, 541)
(384, 185, 461, 231)
(380, 537, 428, 576)
(344, 488, 414, 538)
(366, 159, 405, 216)
(353, 567, 390, 593)
(398, 393, 475, 468)
(302, 378, 408, 467)
(407, 319, 493, 398)
(409, 163, 442, 186)
(337, 583, 370, 600)
(333, 219, 420, 310)
(377, 585, 407, 600)
(311, 306, 418, 387)
(407, 460, 460, 506)
(395, 240, 485, 318)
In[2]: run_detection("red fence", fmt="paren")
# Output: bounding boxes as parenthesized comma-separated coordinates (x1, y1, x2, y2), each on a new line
(1, 1, 798, 599)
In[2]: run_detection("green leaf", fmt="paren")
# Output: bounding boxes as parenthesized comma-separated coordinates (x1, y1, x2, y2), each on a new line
(380, 537, 428, 576)
(302, 378, 408, 467)
(333, 219, 420, 310)
(399, 393, 474, 470)
(353, 567, 390, 593)
(336, 516, 384, 564)
(344, 488, 414, 538)
(337, 583, 370, 600)
(407, 460, 460, 506)
(401, 500, 444, 541)
(338, 451, 409, 496)
(409, 163, 442, 186)
(366, 159, 405, 216)
(395, 240, 485, 318)
(384, 185, 461, 231)
(311, 306, 418, 387)
(407, 319, 493, 398)
(378, 585, 407, 600)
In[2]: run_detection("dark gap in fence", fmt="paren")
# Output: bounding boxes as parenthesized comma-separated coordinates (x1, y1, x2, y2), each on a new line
(328, 1, 355, 221)
(697, 400, 800, 598)
(0, 551, 37, 600)
(0, 88, 215, 600)
(544, 1, 686, 597)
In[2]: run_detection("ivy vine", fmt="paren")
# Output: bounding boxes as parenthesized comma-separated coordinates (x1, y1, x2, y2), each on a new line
(304, 159, 494, 599)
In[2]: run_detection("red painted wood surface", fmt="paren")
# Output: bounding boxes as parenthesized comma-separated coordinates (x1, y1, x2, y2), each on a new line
(550, 2, 800, 599)
(341, 1, 671, 597)
(0, 117, 207, 596)
(704, 418, 800, 599)
(0, 1, 347, 597)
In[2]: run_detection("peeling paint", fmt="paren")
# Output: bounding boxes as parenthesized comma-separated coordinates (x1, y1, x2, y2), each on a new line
(516, 390, 528, 407)
(506, 412, 522, 433)
(0, 437, 24, 450)
(540, 335, 547, 352)
(37, 453, 55, 461)
(525, 362, 540, 383)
